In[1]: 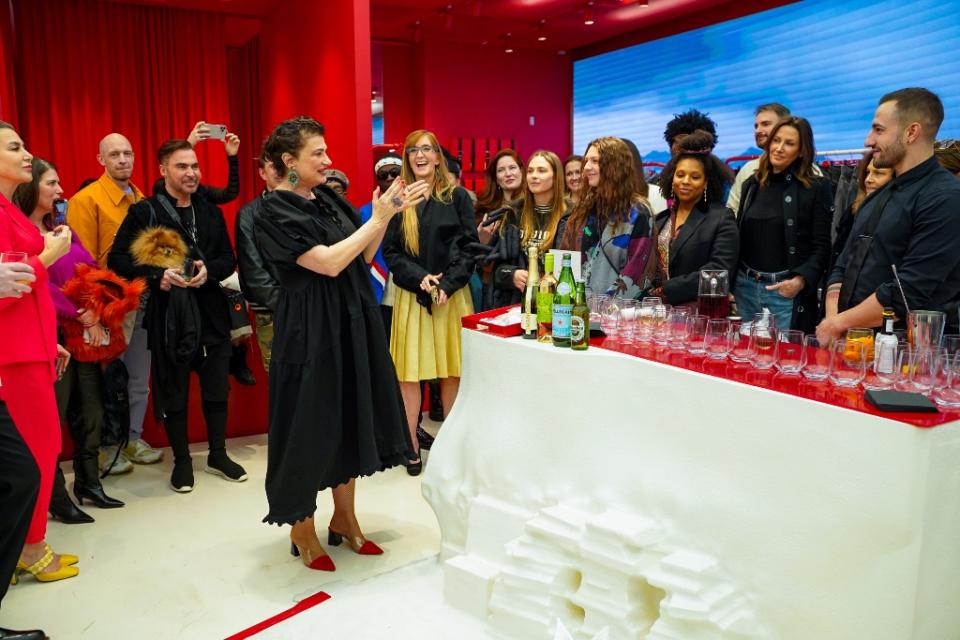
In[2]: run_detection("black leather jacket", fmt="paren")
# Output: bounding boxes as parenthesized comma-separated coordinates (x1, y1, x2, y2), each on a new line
(235, 191, 281, 313)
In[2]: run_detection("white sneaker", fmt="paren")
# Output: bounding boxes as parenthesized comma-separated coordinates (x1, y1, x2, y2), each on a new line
(99, 446, 133, 475)
(123, 439, 164, 464)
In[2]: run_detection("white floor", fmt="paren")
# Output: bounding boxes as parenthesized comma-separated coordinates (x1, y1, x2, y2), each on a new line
(0, 421, 487, 639)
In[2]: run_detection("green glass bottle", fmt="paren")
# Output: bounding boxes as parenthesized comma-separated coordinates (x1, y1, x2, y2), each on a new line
(551, 253, 577, 348)
(537, 253, 557, 343)
(570, 281, 589, 350)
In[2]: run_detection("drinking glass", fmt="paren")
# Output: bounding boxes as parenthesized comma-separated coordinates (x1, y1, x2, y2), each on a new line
(845, 327, 875, 363)
(599, 296, 620, 336)
(829, 339, 866, 387)
(618, 299, 639, 343)
(651, 304, 672, 346)
(636, 297, 661, 343)
(942, 334, 960, 358)
(800, 335, 830, 381)
(899, 347, 940, 394)
(697, 269, 730, 319)
(729, 320, 752, 363)
(932, 351, 960, 408)
(907, 310, 946, 351)
(748, 323, 778, 369)
(775, 330, 805, 375)
(704, 318, 733, 360)
(863, 339, 900, 391)
(685, 314, 709, 356)
(666, 308, 691, 350)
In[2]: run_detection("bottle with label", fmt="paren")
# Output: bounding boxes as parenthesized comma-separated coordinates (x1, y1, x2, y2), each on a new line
(874, 307, 898, 375)
(521, 246, 539, 339)
(537, 253, 558, 343)
(570, 281, 589, 351)
(552, 253, 577, 348)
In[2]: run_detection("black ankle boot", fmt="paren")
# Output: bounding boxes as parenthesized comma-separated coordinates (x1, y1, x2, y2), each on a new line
(0, 627, 48, 640)
(230, 343, 256, 385)
(49, 467, 94, 524)
(73, 458, 124, 509)
(428, 381, 444, 421)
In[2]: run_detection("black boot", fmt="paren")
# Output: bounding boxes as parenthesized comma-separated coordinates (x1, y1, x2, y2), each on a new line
(49, 465, 94, 524)
(428, 380, 444, 421)
(74, 458, 124, 509)
(0, 627, 48, 640)
(229, 342, 256, 386)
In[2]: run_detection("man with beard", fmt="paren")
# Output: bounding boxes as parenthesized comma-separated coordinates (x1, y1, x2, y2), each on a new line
(818, 88, 960, 341)
(109, 140, 246, 493)
(726, 103, 791, 213)
(68, 133, 163, 473)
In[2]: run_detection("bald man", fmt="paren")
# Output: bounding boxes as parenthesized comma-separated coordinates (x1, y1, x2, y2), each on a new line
(68, 133, 164, 472)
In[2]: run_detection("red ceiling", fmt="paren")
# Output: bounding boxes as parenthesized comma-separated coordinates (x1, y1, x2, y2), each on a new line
(106, 0, 779, 55)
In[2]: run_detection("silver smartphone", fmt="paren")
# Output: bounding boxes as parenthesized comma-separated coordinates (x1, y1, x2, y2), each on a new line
(206, 124, 228, 140)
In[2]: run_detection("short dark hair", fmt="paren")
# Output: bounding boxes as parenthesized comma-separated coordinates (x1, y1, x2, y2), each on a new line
(12, 157, 57, 226)
(879, 87, 944, 140)
(664, 109, 718, 147)
(755, 103, 790, 118)
(157, 139, 194, 165)
(658, 131, 733, 205)
(263, 116, 326, 178)
(257, 138, 270, 170)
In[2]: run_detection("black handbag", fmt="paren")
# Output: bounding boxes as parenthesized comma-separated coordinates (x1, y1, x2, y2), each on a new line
(223, 286, 252, 339)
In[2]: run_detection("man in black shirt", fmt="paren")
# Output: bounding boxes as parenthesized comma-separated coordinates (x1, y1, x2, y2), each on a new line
(818, 88, 960, 341)
(109, 140, 247, 493)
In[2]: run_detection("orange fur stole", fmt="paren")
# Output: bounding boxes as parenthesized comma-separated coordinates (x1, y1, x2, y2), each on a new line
(61, 265, 145, 363)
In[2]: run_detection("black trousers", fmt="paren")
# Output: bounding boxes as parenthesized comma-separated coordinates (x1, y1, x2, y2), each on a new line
(0, 400, 40, 606)
(164, 341, 231, 462)
(54, 360, 103, 466)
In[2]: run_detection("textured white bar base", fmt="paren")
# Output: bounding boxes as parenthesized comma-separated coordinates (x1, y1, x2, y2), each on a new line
(423, 330, 960, 639)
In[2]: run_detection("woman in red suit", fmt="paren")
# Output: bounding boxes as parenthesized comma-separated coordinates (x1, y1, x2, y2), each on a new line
(0, 121, 77, 583)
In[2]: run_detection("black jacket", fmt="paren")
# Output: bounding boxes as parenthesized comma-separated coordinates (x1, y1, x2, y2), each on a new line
(653, 202, 740, 306)
(738, 170, 834, 332)
(383, 186, 478, 310)
(235, 192, 281, 313)
(108, 189, 236, 343)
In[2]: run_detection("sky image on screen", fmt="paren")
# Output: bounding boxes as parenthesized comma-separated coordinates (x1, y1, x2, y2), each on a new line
(573, 0, 960, 166)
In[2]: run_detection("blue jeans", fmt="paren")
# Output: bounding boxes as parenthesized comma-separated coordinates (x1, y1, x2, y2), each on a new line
(735, 269, 794, 330)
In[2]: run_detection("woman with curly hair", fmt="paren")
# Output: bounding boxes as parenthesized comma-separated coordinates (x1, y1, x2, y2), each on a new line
(645, 131, 738, 307)
(734, 116, 833, 332)
(558, 137, 653, 296)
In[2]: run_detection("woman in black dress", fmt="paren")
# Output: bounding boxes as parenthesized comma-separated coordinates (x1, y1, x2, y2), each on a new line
(255, 116, 428, 571)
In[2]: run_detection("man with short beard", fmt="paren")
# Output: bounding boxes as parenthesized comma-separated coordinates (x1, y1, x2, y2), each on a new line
(818, 88, 960, 341)
(68, 133, 164, 472)
(109, 139, 246, 493)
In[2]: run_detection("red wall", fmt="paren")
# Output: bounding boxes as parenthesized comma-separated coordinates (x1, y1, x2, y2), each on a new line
(382, 41, 573, 166)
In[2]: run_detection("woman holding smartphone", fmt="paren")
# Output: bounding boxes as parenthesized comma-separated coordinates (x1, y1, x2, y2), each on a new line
(13, 157, 127, 520)
(384, 129, 478, 476)
(0, 121, 78, 583)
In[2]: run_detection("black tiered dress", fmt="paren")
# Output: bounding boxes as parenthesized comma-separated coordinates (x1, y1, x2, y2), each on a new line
(255, 187, 413, 526)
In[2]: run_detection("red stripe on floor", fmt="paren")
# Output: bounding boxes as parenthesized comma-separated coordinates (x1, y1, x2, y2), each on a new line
(224, 591, 332, 639)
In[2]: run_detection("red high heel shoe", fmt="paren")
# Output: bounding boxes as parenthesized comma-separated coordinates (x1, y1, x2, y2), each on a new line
(290, 541, 336, 572)
(327, 528, 384, 555)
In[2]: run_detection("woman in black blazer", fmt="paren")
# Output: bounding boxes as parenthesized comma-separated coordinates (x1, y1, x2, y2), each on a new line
(645, 131, 737, 306)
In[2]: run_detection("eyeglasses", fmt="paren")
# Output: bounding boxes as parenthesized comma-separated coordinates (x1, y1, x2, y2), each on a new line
(376, 167, 401, 179)
(406, 145, 437, 156)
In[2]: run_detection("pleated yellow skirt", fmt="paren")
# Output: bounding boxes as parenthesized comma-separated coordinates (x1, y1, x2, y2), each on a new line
(390, 286, 474, 382)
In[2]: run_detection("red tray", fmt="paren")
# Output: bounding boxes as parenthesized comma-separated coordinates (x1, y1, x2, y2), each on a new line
(462, 305, 522, 338)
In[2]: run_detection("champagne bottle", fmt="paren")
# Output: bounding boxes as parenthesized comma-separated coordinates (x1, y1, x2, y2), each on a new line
(874, 307, 898, 375)
(570, 281, 589, 350)
(552, 253, 577, 348)
(521, 246, 539, 339)
(537, 253, 557, 343)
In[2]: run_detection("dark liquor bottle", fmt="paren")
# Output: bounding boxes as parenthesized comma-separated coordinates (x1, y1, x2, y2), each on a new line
(521, 246, 539, 339)
(537, 253, 557, 343)
(570, 281, 589, 351)
(551, 253, 577, 348)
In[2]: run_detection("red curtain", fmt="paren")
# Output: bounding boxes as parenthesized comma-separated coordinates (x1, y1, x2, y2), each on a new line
(227, 36, 263, 234)
(13, 0, 231, 199)
(0, 0, 17, 123)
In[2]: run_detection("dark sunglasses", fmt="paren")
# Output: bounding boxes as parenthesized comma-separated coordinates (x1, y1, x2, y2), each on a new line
(376, 167, 401, 179)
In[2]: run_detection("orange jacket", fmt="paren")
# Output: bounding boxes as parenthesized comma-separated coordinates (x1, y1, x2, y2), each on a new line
(67, 173, 144, 266)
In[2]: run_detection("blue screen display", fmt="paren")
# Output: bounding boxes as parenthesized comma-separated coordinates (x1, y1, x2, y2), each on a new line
(573, 0, 960, 165)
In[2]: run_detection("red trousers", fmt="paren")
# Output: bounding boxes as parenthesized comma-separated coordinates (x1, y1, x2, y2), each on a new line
(0, 361, 60, 544)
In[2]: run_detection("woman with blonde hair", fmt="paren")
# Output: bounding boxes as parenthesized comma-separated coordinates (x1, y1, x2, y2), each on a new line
(489, 150, 568, 308)
(558, 136, 653, 296)
(383, 129, 478, 476)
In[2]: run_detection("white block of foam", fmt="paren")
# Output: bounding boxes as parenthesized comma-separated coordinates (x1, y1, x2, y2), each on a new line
(465, 494, 534, 565)
(443, 554, 498, 620)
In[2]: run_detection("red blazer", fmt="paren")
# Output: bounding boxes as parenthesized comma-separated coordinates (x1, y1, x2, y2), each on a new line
(0, 194, 57, 375)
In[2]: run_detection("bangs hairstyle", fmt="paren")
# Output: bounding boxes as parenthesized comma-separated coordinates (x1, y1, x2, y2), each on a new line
(12, 157, 57, 228)
(157, 139, 193, 165)
(263, 116, 326, 178)
(560, 137, 646, 251)
(514, 150, 566, 251)
(658, 131, 733, 207)
(475, 148, 523, 217)
(398, 129, 456, 256)
(757, 116, 816, 188)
